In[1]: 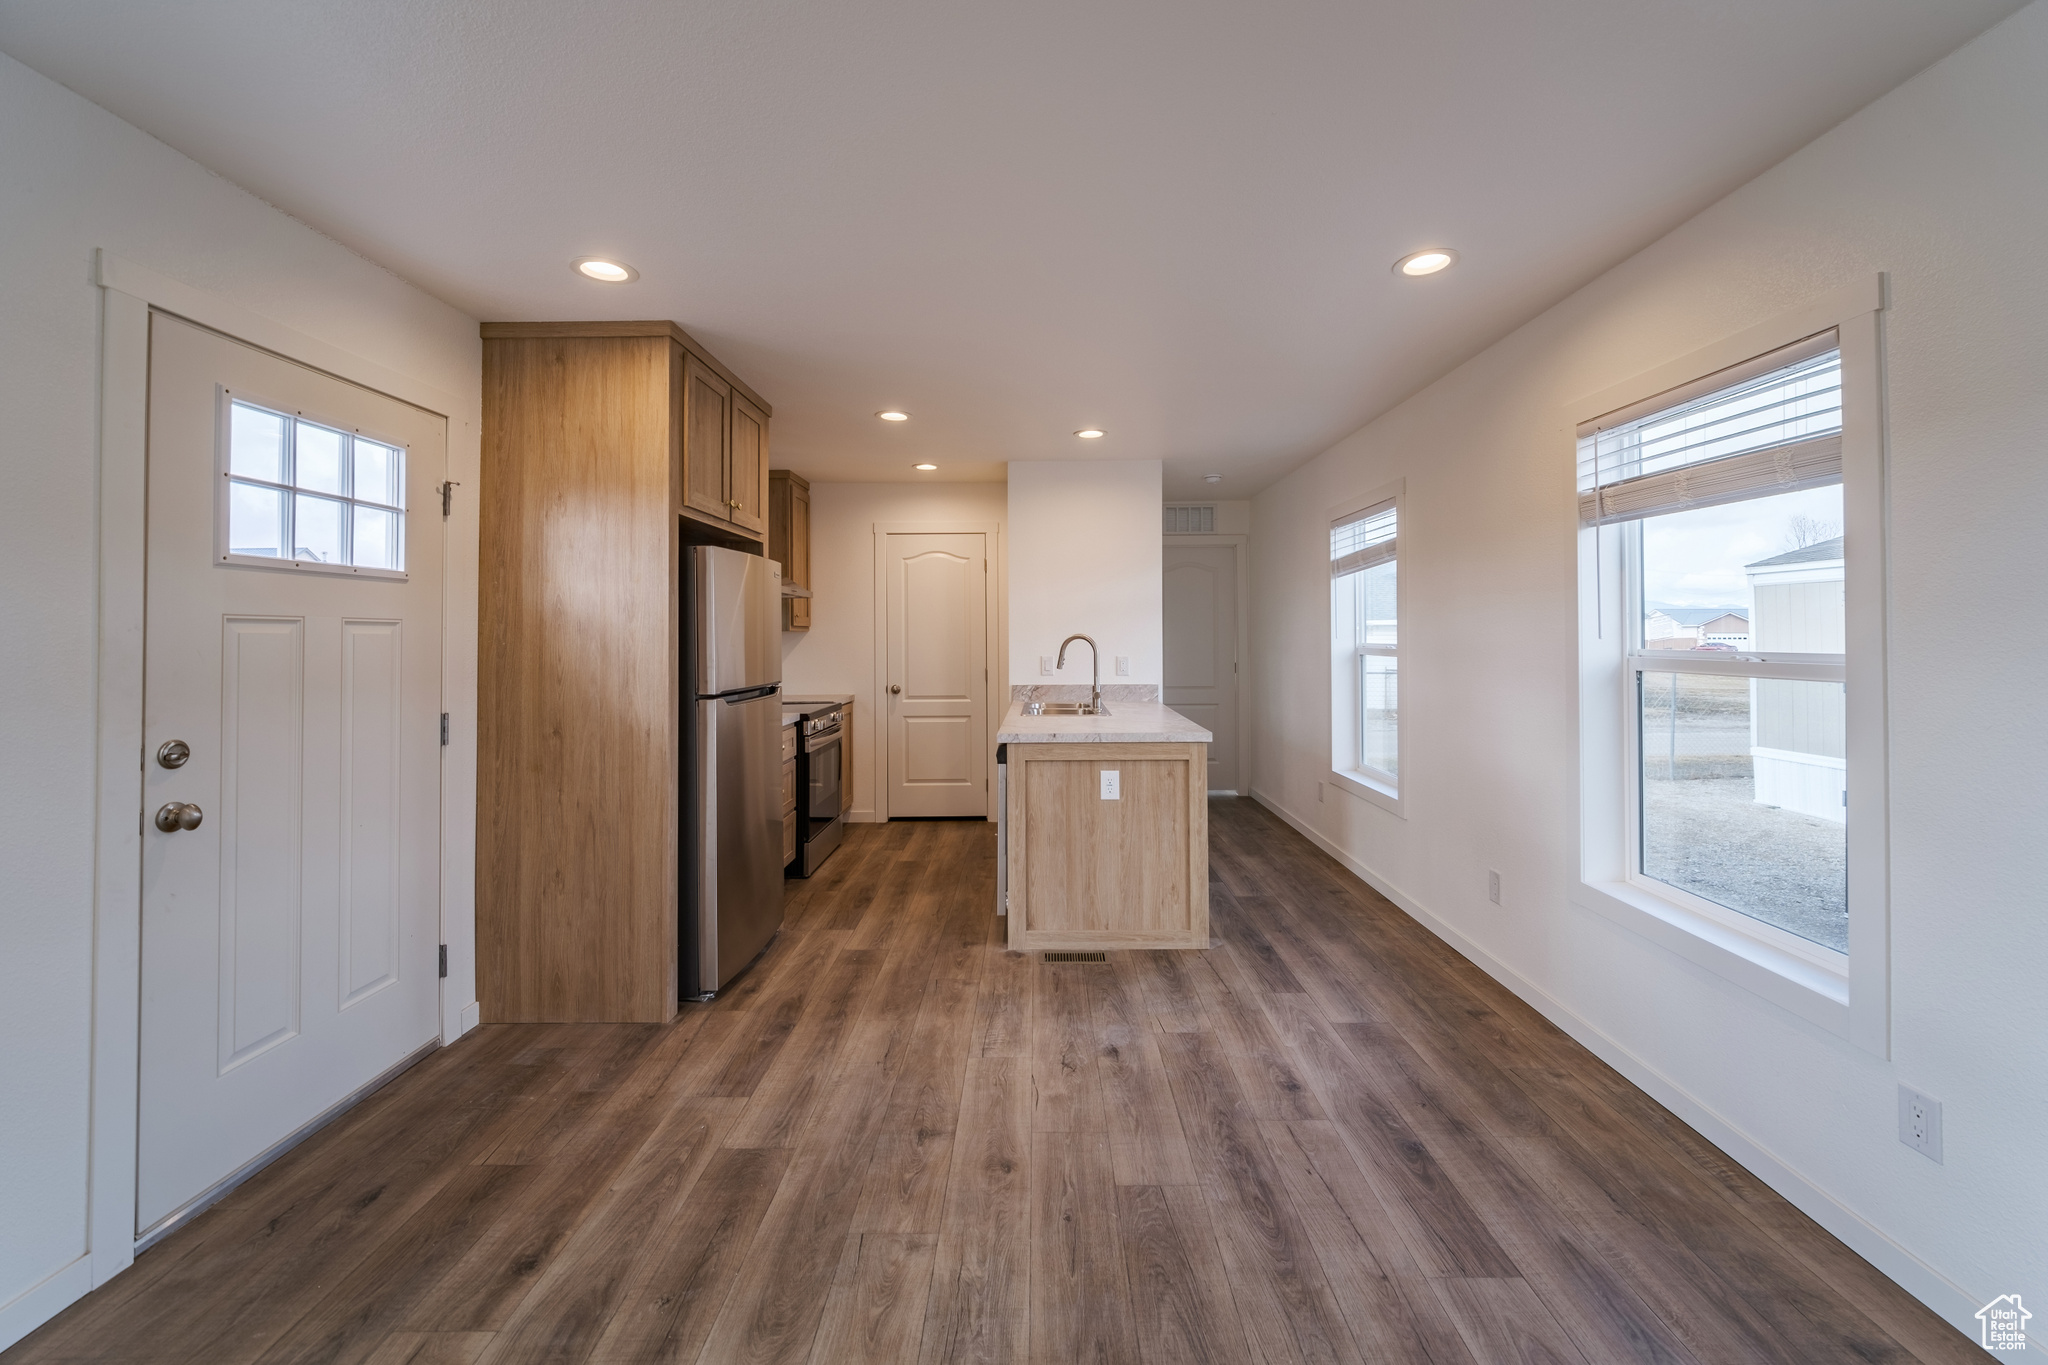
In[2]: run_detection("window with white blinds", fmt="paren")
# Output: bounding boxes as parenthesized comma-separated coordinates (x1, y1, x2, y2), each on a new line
(1331, 494, 1400, 800)
(1577, 332, 1842, 526)
(1331, 499, 1396, 576)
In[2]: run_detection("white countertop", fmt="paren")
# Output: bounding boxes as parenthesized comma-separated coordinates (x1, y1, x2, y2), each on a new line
(997, 700, 1212, 744)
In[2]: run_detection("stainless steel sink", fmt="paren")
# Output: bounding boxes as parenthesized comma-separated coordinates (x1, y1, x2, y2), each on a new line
(1022, 701, 1110, 716)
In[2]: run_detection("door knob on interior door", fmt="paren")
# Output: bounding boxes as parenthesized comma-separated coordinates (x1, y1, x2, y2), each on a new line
(154, 802, 203, 833)
(890, 684, 902, 694)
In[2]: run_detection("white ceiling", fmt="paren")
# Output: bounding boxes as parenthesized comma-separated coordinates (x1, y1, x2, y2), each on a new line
(0, 0, 2018, 496)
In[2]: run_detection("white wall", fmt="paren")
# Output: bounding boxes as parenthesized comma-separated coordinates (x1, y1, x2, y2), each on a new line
(780, 480, 1008, 821)
(0, 51, 480, 1347)
(1248, 3, 2047, 1340)
(1008, 460, 1163, 690)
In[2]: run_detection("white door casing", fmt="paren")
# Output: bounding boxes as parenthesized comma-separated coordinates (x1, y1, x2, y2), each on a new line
(137, 312, 445, 1235)
(884, 532, 989, 818)
(1164, 542, 1242, 793)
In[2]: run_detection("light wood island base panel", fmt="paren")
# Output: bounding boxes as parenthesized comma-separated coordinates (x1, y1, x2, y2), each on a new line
(1005, 742, 1208, 951)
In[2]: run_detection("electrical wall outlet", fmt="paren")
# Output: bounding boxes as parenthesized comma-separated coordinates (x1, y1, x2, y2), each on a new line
(1898, 1085, 1943, 1163)
(1100, 769, 1121, 800)
(1115, 655, 1130, 676)
(1041, 654, 1056, 675)
(1488, 870, 1502, 905)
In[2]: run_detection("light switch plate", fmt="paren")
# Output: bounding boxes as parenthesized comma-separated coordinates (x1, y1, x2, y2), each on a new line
(1041, 655, 1056, 675)
(1115, 656, 1130, 675)
(1898, 1085, 1943, 1162)
(1100, 769, 1121, 800)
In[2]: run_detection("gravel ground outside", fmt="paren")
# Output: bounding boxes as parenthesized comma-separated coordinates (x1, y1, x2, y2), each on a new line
(1642, 776, 1847, 951)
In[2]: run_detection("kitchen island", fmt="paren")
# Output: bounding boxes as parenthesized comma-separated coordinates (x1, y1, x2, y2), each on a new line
(997, 700, 1213, 951)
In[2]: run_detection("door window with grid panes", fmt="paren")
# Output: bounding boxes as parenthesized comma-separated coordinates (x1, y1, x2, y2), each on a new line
(222, 397, 408, 576)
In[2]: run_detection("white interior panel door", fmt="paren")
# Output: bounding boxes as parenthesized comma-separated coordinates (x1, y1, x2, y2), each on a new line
(885, 532, 988, 817)
(1163, 544, 1240, 793)
(138, 311, 445, 1236)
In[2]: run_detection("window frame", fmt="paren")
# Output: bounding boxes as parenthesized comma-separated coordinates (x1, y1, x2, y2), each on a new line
(1571, 279, 1889, 1055)
(215, 385, 412, 580)
(1329, 478, 1404, 816)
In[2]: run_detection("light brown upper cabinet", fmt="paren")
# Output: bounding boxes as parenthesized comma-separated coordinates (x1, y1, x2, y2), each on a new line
(476, 319, 771, 1024)
(682, 356, 731, 524)
(730, 395, 768, 535)
(679, 352, 770, 536)
(769, 469, 811, 631)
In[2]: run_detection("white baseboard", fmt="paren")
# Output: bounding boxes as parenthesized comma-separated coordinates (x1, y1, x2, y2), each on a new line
(845, 809, 883, 824)
(0, 1253, 93, 1354)
(459, 1001, 481, 1034)
(1247, 786, 2020, 1349)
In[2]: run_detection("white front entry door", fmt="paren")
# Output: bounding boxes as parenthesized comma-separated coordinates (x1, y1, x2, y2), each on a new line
(883, 532, 988, 817)
(138, 312, 446, 1235)
(1164, 543, 1241, 793)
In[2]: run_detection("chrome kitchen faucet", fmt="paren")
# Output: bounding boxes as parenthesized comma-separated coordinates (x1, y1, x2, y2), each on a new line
(1058, 633, 1102, 713)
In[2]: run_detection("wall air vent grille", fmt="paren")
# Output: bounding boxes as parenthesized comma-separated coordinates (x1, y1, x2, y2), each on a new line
(1164, 505, 1216, 534)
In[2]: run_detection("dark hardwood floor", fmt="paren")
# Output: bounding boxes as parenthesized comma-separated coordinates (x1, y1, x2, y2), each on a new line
(6, 799, 1979, 1364)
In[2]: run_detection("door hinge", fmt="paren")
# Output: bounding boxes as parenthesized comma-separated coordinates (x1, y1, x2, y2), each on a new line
(440, 480, 460, 518)
(439, 944, 448, 978)
(440, 713, 450, 745)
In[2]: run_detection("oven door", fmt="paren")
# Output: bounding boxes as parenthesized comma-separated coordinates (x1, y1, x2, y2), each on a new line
(805, 730, 843, 838)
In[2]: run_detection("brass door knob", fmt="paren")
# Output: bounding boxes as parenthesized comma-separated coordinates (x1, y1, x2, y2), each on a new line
(890, 684, 902, 694)
(154, 802, 204, 833)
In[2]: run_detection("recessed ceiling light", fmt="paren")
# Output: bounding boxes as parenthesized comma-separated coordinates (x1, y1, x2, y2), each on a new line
(1394, 248, 1457, 277)
(914, 463, 938, 471)
(877, 410, 910, 422)
(1205, 474, 1223, 484)
(574, 257, 638, 283)
(1074, 428, 1106, 439)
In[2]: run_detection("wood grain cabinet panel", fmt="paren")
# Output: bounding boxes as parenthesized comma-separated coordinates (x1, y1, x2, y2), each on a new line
(1004, 742, 1208, 951)
(478, 320, 772, 1022)
(682, 356, 731, 523)
(769, 470, 811, 631)
(730, 395, 768, 535)
(781, 728, 799, 866)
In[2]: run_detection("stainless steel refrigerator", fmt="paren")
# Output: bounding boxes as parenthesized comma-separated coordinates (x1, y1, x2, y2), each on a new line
(682, 545, 784, 998)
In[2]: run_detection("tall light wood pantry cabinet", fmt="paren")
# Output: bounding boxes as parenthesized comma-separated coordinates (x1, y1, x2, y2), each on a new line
(477, 320, 773, 1023)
